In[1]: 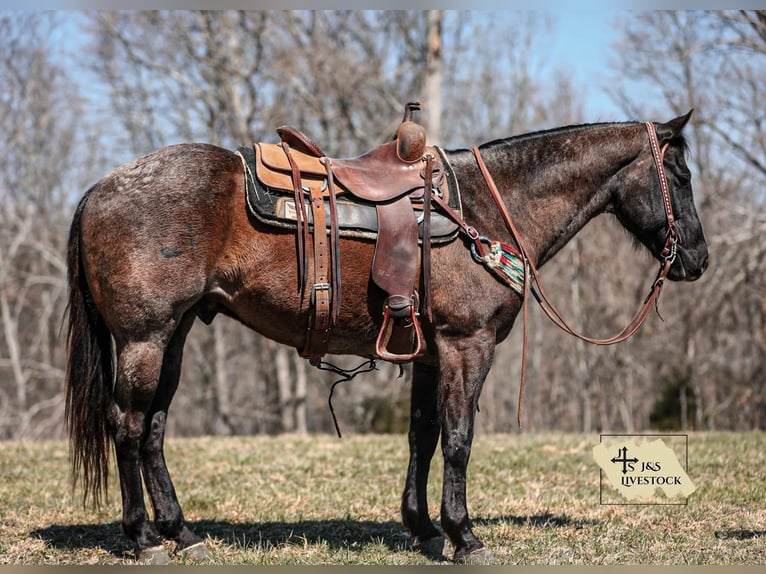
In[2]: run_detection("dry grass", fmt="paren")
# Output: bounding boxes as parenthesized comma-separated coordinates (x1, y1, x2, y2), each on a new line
(1, 432, 764, 564)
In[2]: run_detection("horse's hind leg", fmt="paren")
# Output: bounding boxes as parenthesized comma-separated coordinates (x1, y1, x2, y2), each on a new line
(138, 312, 212, 562)
(401, 362, 444, 555)
(110, 336, 173, 564)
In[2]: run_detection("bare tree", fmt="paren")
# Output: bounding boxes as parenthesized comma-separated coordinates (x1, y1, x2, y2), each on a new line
(606, 10, 766, 430)
(0, 13, 96, 439)
(422, 10, 443, 142)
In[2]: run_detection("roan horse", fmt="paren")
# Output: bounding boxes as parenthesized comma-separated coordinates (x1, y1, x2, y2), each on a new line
(64, 111, 708, 563)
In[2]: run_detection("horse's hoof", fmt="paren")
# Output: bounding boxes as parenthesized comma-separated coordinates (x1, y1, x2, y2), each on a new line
(454, 546, 496, 564)
(138, 545, 172, 565)
(177, 541, 214, 563)
(412, 535, 445, 558)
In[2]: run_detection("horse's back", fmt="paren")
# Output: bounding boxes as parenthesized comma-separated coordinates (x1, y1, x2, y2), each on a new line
(85, 143, 242, 210)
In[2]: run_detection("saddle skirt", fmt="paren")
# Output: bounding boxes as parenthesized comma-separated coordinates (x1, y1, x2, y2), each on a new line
(239, 143, 462, 242)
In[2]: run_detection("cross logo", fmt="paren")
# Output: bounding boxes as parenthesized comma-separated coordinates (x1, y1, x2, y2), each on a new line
(611, 446, 639, 474)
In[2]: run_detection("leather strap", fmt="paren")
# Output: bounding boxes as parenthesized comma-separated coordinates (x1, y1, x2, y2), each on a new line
(282, 144, 336, 365)
(421, 154, 434, 322)
(303, 179, 332, 365)
(430, 193, 485, 254)
(277, 125, 326, 157)
(281, 143, 309, 293)
(471, 121, 678, 426)
(645, 122, 678, 261)
(322, 158, 342, 324)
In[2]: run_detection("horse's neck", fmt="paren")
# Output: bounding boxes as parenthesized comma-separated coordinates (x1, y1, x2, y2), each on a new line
(463, 124, 641, 267)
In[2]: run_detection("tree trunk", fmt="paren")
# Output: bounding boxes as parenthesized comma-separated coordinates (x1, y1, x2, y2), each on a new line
(212, 321, 233, 435)
(293, 353, 308, 433)
(275, 345, 293, 432)
(422, 10, 443, 143)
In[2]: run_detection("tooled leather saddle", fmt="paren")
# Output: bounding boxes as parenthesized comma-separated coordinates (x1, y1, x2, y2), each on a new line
(238, 102, 461, 364)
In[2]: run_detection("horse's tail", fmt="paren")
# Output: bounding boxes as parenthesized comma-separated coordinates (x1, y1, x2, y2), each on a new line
(64, 188, 114, 507)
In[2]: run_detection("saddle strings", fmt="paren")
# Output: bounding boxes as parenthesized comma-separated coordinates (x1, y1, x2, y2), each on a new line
(317, 358, 386, 438)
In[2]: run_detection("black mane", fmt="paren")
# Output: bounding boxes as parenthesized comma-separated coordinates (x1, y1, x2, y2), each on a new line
(444, 119, 688, 160)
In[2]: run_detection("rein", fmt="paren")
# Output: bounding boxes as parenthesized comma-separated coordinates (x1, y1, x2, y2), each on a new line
(461, 122, 678, 427)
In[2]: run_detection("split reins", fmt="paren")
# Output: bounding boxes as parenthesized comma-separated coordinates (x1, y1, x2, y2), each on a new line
(442, 122, 679, 427)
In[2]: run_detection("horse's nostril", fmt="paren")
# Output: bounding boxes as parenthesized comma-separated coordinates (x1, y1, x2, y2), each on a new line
(702, 254, 709, 271)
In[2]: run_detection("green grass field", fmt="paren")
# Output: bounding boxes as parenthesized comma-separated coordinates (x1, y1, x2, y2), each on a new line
(1, 432, 764, 565)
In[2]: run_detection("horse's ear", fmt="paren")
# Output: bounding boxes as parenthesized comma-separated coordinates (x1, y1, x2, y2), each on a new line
(656, 109, 693, 142)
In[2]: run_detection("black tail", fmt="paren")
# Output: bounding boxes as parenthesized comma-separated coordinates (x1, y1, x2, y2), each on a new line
(64, 189, 114, 507)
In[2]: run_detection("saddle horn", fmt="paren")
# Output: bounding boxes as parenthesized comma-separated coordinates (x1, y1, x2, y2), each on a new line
(395, 101, 427, 163)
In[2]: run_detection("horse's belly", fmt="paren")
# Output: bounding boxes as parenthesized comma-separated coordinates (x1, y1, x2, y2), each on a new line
(218, 291, 381, 357)
(212, 236, 385, 357)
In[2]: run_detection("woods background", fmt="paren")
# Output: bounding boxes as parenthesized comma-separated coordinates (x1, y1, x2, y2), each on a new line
(0, 11, 764, 440)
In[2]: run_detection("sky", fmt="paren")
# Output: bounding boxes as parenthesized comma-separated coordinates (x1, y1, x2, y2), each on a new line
(547, 11, 623, 120)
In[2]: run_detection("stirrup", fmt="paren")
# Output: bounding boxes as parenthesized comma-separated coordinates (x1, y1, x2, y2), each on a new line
(374, 302, 426, 363)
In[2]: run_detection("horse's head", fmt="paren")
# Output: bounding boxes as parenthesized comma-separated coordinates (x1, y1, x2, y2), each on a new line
(611, 111, 708, 281)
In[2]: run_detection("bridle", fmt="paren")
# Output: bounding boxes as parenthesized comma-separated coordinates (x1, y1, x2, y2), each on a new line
(470, 121, 680, 426)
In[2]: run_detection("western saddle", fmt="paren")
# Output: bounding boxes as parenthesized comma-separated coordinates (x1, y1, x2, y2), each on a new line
(245, 102, 451, 365)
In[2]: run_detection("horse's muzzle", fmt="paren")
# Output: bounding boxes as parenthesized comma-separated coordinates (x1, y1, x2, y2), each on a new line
(671, 247, 709, 282)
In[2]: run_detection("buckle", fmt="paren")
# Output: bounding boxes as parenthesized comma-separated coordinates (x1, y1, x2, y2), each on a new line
(310, 282, 331, 304)
(301, 178, 328, 193)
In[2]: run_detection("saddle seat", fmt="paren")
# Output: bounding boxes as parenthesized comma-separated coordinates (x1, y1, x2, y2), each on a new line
(255, 139, 438, 204)
(245, 103, 454, 365)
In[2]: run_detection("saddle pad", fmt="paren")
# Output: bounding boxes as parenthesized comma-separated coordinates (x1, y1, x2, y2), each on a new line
(238, 144, 462, 243)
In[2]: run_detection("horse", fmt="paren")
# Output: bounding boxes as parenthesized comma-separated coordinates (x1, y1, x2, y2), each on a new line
(64, 111, 708, 563)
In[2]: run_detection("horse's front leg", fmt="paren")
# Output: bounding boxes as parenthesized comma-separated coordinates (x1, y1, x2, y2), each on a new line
(437, 330, 495, 563)
(401, 362, 443, 554)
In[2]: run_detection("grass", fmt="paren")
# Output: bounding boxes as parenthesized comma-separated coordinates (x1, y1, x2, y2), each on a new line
(0, 432, 765, 564)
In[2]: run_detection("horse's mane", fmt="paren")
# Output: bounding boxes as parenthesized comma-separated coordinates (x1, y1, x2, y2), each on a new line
(476, 121, 636, 151)
(446, 120, 687, 155)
